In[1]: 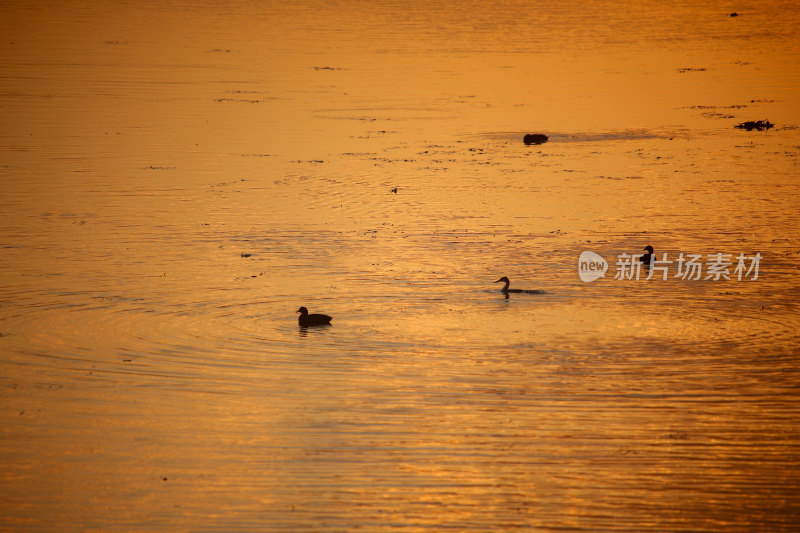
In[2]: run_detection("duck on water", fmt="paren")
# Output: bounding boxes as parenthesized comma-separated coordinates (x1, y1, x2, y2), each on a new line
(494, 276, 545, 295)
(297, 306, 332, 327)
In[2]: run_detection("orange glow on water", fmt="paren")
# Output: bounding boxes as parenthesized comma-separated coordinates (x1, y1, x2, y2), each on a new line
(1, 0, 799, 530)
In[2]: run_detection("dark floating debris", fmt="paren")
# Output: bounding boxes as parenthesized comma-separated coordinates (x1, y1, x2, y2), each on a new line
(390, 187, 399, 194)
(701, 112, 736, 119)
(523, 133, 548, 145)
(735, 120, 774, 131)
(297, 307, 332, 327)
(682, 104, 747, 109)
(729, 12, 739, 17)
(214, 98, 262, 104)
(241, 252, 251, 258)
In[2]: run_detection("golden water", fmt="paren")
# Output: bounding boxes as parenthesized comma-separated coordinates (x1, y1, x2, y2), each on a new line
(1, 0, 799, 530)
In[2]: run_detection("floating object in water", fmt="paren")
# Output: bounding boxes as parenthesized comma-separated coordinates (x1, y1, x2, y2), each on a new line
(523, 133, 548, 145)
(297, 306, 332, 327)
(735, 120, 773, 131)
(390, 187, 399, 194)
(494, 276, 545, 294)
(640, 245, 654, 265)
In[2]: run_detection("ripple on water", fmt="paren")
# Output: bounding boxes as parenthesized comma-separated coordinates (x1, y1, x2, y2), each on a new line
(1, 1, 799, 529)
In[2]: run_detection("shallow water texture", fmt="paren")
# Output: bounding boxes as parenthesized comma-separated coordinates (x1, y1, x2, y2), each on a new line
(2, 1, 800, 531)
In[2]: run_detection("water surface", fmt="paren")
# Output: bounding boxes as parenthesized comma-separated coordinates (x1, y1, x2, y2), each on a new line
(1, 0, 799, 531)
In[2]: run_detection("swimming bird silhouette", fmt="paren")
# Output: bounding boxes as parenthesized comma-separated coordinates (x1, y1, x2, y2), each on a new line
(640, 245, 654, 265)
(494, 276, 545, 294)
(297, 306, 332, 327)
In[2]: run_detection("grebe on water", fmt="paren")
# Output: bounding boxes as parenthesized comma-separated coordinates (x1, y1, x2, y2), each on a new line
(494, 276, 545, 294)
(640, 245, 654, 265)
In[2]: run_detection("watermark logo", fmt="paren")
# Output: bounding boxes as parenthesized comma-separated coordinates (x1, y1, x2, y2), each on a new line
(578, 251, 608, 282)
(578, 250, 761, 282)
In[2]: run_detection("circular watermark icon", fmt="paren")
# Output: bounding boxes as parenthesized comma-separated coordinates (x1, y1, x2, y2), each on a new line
(578, 251, 608, 282)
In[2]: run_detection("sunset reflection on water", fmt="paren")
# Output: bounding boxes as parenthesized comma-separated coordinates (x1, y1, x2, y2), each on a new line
(1, 0, 799, 531)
